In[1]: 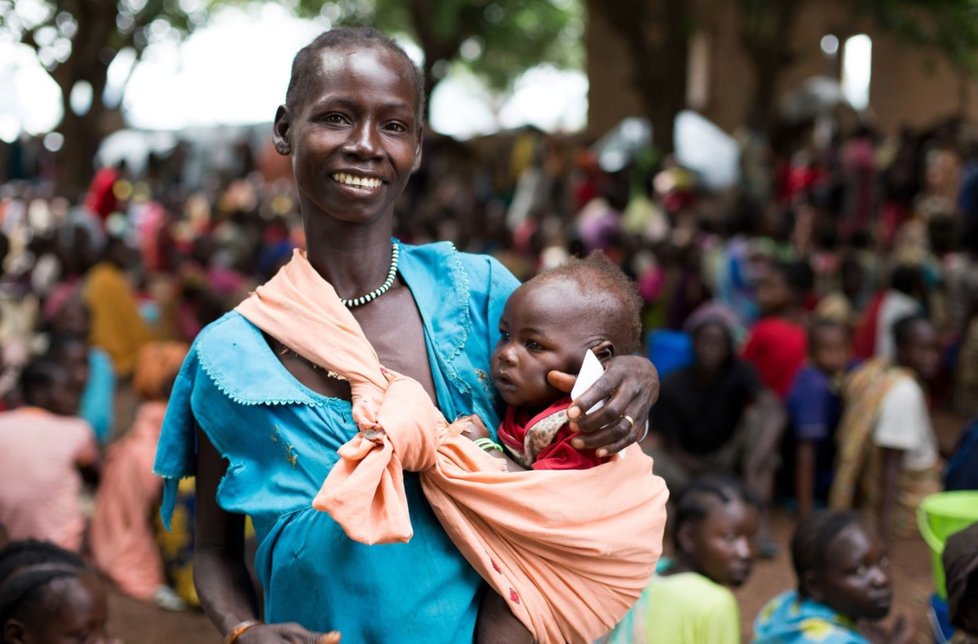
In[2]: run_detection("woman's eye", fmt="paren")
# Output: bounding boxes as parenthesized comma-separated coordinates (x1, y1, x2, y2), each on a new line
(854, 565, 868, 576)
(385, 122, 407, 133)
(323, 113, 347, 124)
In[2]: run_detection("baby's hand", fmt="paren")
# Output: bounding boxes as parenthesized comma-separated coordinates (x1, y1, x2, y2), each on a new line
(456, 414, 491, 441)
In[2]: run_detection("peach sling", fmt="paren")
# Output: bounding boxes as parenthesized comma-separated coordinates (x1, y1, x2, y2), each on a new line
(236, 250, 668, 643)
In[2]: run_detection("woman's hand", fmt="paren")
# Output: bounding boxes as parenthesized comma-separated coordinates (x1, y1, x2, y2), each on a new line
(238, 623, 341, 644)
(547, 355, 659, 457)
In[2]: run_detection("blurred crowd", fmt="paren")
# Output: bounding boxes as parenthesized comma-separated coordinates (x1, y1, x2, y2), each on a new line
(1, 114, 978, 642)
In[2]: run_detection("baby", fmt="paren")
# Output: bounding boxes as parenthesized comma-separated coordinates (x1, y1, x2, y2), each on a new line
(476, 252, 644, 470)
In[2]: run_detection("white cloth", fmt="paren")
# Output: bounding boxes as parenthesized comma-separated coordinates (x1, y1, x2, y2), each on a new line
(876, 290, 921, 359)
(873, 376, 939, 471)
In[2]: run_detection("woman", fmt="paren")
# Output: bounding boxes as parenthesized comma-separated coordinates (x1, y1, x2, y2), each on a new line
(155, 28, 659, 643)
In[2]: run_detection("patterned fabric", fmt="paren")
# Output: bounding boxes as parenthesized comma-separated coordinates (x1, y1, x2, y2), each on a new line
(828, 357, 941, 536)
(498, 397, 605, 469)
(155, 242, 518, 643)
(753, 590, 866, 643)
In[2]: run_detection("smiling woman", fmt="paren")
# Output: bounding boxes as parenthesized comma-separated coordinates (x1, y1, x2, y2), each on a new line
(154, 26, 662, 644)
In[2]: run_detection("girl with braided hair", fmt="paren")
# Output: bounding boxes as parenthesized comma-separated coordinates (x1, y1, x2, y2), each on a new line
(0, 540, 110, 643)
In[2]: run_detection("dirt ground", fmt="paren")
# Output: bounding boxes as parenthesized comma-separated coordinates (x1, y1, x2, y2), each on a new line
(104, 508, 941, 644)
(106, 413, 965, 643)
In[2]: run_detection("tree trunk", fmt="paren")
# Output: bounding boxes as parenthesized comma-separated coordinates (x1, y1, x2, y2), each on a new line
(590, 0, 691, 154)
(739, 0, 802, 136)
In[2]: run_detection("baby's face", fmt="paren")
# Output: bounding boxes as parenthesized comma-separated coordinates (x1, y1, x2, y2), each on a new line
(492, 278, 607, 409)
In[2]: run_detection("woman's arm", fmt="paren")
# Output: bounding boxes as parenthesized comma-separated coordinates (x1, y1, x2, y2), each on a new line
(476, 589, 532, 644)
(547, 355, 660, 456)
(194, 427, 332, 643)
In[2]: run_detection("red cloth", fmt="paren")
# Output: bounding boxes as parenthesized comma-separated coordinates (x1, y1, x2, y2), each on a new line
(741, 317, 807, 398)
(852, 291, 886, 360)
(83, 167, 119, 220)
(497, 398, 606, 470)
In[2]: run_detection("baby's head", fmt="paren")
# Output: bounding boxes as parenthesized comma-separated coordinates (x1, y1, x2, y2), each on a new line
(672, 475, 759, 588)
(0, 540, 109, 644)
(792, 511, 892, 622)
(492, 252, 642, 409)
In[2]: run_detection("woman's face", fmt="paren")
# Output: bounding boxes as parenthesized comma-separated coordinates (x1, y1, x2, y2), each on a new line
(812, 524, 893, 621)
(683, 497, 758, 588)
(12, 573, 109, 644)
(693, 323, 731, 374)
(279, 45, 422, 229)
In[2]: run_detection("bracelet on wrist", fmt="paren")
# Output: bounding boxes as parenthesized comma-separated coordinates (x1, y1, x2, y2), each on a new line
(473, 437, 504, 453)
(224, 619, 262, 644)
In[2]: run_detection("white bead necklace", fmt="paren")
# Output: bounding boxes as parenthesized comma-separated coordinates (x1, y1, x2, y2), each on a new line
(340, 243, 399, 308)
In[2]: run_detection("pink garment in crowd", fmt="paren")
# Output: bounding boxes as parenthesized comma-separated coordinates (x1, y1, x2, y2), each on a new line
(90, 401, 168, 600)
(0, 408, 97, 550)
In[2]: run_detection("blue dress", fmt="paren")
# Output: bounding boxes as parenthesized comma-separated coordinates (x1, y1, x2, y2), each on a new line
(154, 242, 519, 643)
(753, 590, 867, 643)
(81, 347, 115, 444)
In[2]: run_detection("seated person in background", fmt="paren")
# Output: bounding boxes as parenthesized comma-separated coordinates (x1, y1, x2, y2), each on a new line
(829, 313, 942, 542)
(602, 475, 758, 644)
(648, 303, 784, 550)
(742, 258, 812, 399)
(0, 359, 98, 551)
(784, 319, 852, 519)
(754, 510, 910, 644)
(90, 342, 189, 610)
(0, 540, 111, 643)
(486, 252, 645, 470)
(43, 294, 116, 444)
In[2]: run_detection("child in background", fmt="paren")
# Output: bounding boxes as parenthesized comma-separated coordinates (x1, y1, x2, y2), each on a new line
(0, 359, 98, 551)
(602, 475, 758, 644)
(829, 313, 942, 542)
(753, 511, 910, 644)
(742, 258, 812, 398)
(0, 540, 111, 643)
(485, 252, 645, 470)
(785, 319, 852, 519)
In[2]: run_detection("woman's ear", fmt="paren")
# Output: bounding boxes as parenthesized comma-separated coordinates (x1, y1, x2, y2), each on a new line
(677, 522, 696, 558)
(273, 105, 292, 156)
(3, 618, 27, 644)
(801, 569, 824, 603)
(592, 340, 615, 363)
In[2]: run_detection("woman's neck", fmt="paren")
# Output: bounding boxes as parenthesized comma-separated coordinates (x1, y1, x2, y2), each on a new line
(303, 218, 396, 297)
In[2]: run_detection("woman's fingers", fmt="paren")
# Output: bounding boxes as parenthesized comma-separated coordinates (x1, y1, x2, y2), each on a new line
(561, 356, 659, 453)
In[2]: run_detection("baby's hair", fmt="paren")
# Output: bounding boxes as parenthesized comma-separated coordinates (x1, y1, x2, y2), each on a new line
(892, 312, 929, 351)
(286, 27, 425, 123)
(533, 251, 643, 354)
(0, 540, 87, 627)
(18, 359, 62, 407)
(672, 474, 757, 555)
(791, 510, 863, 597)
(807, 317, 849, 352)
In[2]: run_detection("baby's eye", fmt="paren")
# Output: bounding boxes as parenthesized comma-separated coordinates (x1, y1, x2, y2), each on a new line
(524, 340, 543, 351)
(498, 331, 511, 341)
(853, 565, 868, 576)
(878, 556, 890, 568)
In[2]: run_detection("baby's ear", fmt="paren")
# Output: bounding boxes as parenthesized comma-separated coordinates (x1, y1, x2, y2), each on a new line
(592, 340, 615, 363)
